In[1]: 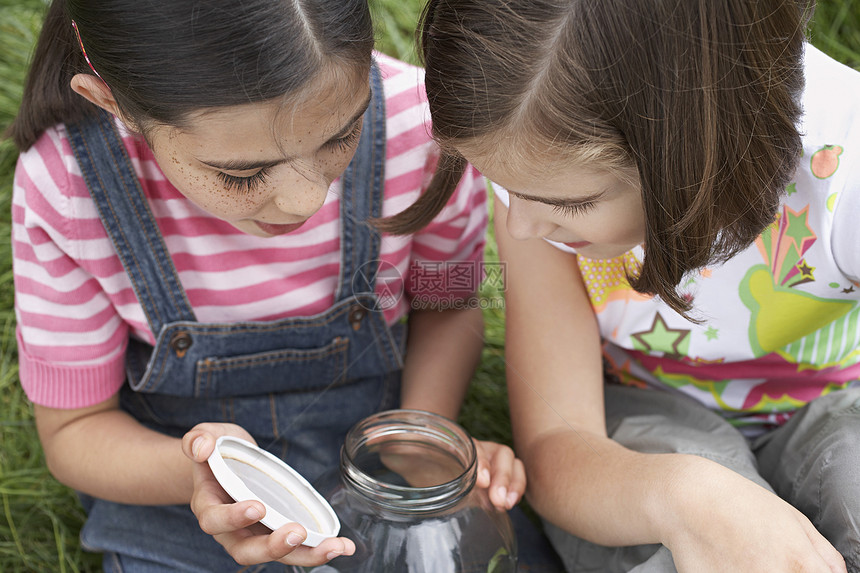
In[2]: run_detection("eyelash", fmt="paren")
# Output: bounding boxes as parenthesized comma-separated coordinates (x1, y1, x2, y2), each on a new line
(323, 121, 362, 153)
(552, 202, 597, 217)
(216, 169, 271, 194)
(215, 121, 362, 193)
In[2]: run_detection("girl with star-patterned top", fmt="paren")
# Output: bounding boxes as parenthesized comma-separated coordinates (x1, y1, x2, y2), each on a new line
(381, 0, 860, 571)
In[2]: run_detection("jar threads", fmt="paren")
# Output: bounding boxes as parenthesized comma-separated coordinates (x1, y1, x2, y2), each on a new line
(340, 409, 478, 513)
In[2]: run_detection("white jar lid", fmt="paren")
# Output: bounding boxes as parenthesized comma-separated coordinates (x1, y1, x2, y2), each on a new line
(207, 436, 340, 547)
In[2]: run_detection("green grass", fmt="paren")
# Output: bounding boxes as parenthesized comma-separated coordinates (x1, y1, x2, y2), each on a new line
(1, 1, 858, 571)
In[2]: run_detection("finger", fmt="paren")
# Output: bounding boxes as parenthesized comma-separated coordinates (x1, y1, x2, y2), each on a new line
(802, 520, 847, 573)
(817, 539, 848, 573)
(182, 430, 216, 462)
(189, 458, 263, 533)
(484, 445, 515, 510)
(505, 457, 527, 509)
(473, 441, 491, 488)
(222, 525, 353, 567)
(196, 497, 267, 536)
(277, 535, 357, 567)
(182, 423, 258, 462)
(189, 454, 234, 505)
(476, 459, 492, 489)
(218, 523, 306, 565)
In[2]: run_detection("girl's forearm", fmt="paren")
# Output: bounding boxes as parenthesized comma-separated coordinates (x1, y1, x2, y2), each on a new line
(34, 400, 194, 505)
(400, 305, 484, 419)
(523, 428, 696, 547)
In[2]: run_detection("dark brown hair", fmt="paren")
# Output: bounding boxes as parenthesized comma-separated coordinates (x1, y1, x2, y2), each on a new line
(7, 0, 374, 150)
(384, 0, 812, 317)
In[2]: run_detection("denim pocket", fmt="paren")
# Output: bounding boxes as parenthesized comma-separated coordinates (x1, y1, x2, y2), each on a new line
(193, 336, 350, 398)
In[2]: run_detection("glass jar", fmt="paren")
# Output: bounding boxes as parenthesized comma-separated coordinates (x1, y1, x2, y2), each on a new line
(301, 409, 517, 573)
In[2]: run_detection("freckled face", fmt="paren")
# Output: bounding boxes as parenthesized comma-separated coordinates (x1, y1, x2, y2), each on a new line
(147, 69, 370, 237)
(463, 149, 647, 259)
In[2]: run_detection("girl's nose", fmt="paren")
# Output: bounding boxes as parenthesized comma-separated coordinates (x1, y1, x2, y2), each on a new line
(272, 169, 329, 218)
(506, 196, 558, 241)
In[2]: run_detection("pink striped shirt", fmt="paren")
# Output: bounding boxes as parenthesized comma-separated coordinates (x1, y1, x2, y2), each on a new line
(13, 53, 488, 409)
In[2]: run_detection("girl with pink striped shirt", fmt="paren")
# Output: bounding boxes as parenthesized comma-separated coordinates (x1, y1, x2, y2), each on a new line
(7, 0, 534, 570)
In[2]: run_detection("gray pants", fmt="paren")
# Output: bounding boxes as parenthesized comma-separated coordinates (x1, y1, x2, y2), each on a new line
(543, 385, 860, 572)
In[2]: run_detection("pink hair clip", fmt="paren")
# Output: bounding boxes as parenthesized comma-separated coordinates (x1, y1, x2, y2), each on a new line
(71, 19, 110, 88)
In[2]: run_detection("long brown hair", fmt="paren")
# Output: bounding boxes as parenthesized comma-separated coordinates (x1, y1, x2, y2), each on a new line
(383, 0, 812, 317)
(7, 0, 374, 151)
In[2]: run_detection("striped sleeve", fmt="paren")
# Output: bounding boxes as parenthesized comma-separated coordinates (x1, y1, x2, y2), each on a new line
(12, 129, 129, 408)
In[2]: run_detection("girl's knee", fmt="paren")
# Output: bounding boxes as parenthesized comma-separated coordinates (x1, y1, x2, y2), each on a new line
(606, 389, 753, 461)
(803, 393, 860, 464)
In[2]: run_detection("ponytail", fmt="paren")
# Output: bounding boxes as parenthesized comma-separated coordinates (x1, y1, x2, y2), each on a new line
(372, 0, 468, 236)
(373, 150, 466, 235)
(6, 0, 96, 151)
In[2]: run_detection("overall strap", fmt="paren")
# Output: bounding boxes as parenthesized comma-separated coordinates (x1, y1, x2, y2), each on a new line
(336, 61, 387, 300)
(66, 110, 196, 335)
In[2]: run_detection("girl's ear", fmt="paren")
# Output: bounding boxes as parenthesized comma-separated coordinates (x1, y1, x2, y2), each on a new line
(70, 73, 119, 114)
(70, 73, 140, 132)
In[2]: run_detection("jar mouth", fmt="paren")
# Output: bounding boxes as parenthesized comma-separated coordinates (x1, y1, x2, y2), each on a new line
(340, 409, 478, 512)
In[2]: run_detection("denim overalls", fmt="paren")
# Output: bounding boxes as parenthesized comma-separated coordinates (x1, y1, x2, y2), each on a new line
(66, 64, 405, 572)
